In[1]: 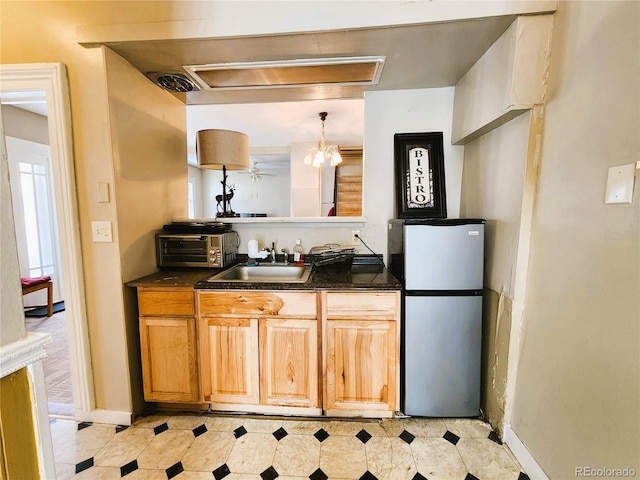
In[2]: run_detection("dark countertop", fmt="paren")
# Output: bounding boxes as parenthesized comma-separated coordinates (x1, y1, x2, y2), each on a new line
(126, 259, 401, 291)
(304, 262, 401, 290)
(125, 269, 215, 288)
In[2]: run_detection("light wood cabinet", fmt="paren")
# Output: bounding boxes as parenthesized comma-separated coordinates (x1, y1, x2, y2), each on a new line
(135, 284, 401, 417)
(137, 287, 199, 403)
(260, 317, 318, 407)
(323, 291, 400, 415)
(200, 316, 259, 404)
(198, 290, 319, 410)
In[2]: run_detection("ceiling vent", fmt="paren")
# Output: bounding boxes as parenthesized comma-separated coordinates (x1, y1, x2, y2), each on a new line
(182, 56, 385, 91)
(148, 72, 198, 92)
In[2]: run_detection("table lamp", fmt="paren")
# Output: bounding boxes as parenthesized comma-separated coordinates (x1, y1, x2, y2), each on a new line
(196, 129, 250, 217)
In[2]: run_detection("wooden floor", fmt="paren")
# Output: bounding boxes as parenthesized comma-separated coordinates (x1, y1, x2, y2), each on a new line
(25, 308, 74, 417)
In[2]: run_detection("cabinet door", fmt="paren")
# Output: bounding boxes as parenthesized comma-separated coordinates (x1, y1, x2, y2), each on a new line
(325, 318, 397, 411)
(259, 317, 319, 407)
(201, 317, 259, 404)
(139, 317, 199, 403)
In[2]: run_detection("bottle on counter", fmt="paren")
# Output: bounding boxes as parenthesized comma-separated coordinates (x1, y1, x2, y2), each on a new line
(293, 239, 305, 266)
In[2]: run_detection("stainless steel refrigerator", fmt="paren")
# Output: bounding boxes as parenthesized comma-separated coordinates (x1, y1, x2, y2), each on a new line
(388, 218, 485, 417)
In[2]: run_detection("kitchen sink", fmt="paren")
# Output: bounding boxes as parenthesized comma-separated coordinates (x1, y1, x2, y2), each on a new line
(205, 263, 312, 283)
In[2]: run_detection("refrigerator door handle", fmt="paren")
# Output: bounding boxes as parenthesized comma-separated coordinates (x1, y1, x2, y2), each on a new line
(404, 289, 484, 296)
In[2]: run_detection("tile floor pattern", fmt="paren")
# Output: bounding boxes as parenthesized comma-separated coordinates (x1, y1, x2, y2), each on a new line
(51, 413, 529, 480)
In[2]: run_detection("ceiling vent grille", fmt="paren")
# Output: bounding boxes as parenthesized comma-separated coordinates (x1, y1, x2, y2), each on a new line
(183, 56, 385, 91)
(148, 72, 197, 92)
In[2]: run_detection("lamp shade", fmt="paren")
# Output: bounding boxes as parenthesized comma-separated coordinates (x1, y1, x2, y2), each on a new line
(196, 129, 249, 170)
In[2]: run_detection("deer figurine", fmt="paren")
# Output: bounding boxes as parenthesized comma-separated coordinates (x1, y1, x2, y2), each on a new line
(216, 183, 235, 214)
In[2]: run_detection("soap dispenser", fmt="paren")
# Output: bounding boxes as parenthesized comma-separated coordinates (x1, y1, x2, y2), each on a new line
(293, 239, 305, 266)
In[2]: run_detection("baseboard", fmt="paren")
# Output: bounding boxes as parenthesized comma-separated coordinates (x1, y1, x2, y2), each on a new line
(74, 408, 133, 426)
(503, 425, 549, 480)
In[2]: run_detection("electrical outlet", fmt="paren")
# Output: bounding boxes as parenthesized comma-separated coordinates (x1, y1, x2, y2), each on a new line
(351, 230, 360, 245)
(92, 221, 113, 243)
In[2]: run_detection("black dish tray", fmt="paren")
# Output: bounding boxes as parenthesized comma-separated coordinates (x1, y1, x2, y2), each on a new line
(309, 244, 356, 266)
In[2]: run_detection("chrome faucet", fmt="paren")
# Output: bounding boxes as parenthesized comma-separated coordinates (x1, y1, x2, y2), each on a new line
(270, 242, 276, 263)
(280, 248, 289, 264)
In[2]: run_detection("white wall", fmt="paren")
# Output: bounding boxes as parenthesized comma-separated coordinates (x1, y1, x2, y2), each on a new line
(1, 106, 49, 145)
(365, 86, 464, 221)
(76, 1, 557, 46)
(511, 1, 640, 477)
(99, 48, 187, 416)
(461, 112, 530, 297)
(289, 142, 322, 217)
(0, 112, 26, 346)
(459, 110, 531, 431)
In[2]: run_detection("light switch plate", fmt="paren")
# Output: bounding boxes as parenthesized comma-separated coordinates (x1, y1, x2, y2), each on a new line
(605, 163, 635, 204)
(97, 182, 110, 203)
(92, 221, 113, 242)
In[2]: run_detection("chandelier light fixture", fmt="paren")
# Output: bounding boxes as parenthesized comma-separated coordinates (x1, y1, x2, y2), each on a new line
(303, 112, 342, 168)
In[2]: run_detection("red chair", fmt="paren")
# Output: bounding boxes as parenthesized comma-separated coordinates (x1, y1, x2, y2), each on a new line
(21, 276, 53, 317)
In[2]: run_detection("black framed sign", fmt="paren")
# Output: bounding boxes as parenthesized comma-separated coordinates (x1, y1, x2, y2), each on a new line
(394, 132, 447, 219)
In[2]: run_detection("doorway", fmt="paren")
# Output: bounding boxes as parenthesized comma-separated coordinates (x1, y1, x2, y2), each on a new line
(0, 63, 94, 420)
(7, 136, 62, 300)
(5, 130, 73, 416)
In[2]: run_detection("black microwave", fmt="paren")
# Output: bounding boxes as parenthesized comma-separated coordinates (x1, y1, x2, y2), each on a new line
(156, 232, 239, 268)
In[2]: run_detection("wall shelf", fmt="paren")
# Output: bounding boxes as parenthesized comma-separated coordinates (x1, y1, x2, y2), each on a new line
(216, 216, 366, 227)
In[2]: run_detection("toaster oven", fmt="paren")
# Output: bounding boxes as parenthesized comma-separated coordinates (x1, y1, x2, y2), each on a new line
(156, 232, 239, 268)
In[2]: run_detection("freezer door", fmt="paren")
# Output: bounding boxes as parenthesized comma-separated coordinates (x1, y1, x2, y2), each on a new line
(403, 295, 481, 417)
(404, 223, 484, 290)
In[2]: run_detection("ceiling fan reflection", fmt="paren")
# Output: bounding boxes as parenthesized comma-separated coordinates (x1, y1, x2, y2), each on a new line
(239, 161, 277, 199)
(240, 161, 277, 182)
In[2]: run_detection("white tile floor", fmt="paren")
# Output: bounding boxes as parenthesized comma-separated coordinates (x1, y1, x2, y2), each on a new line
(50, 413, 529, 480)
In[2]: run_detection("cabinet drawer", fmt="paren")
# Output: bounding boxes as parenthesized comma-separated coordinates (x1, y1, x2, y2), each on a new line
(138, 289, 195, 316)
(326, 292, 399, 319)
(198, 291, 317, 317)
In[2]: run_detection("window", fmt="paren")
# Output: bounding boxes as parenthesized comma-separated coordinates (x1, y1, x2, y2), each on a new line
(187, 165, 203, 219)
(19, 160, 55, 278)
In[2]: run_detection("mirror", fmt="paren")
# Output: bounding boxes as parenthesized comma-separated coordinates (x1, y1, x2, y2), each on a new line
(187, 99, 364, 219)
